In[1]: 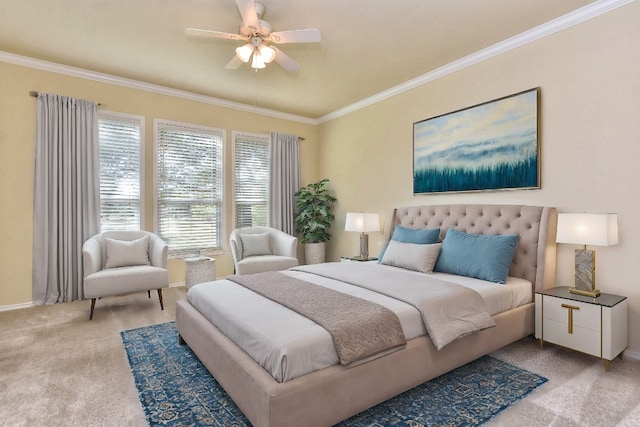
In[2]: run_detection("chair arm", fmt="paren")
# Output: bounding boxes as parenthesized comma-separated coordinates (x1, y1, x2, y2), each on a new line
(230, 233, 242, 264)
(82, 238, 102, 278)
(149, 236, 168, 268)
(271, 230, 298, 258)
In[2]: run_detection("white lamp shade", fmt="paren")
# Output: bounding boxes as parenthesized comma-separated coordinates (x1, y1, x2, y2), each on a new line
(556, 213, 618, 246)
(257, 44, 276, 63)
(251, 51, 266, 69)
(235, 44, 253, 63)
(345, 213, 380, 233)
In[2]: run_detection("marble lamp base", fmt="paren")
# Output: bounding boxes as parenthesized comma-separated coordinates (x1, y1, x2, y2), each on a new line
(570, 249, 601, 297)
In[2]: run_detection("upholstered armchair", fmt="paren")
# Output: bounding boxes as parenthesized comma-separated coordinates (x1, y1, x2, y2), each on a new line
(230, 226, 299, 275)
(82, 230, 169, 319)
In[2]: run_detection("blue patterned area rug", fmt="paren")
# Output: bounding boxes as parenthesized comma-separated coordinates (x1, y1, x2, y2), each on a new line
(121, 322, 546, 427)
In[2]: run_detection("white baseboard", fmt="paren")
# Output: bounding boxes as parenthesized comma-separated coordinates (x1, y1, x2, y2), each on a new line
(0, 302, 34, 312)
(0, 285, 185, 311)
(623, 348, 640, 362)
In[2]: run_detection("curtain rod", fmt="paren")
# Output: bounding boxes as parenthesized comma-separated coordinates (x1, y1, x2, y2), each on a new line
(29, 91, 101, 106)
(28, 92, 306, 129)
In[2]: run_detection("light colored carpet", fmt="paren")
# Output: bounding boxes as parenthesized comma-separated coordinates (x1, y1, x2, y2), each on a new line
(487, 337, 640, 427)
(1, 289, 639, 426)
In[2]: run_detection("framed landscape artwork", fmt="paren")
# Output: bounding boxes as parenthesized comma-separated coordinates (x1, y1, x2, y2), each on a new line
(413, 88, 540, 194)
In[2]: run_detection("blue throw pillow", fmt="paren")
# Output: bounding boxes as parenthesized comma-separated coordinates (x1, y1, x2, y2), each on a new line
(433, 228, 519, 284)
(378, 225, 440, 261)
(392, 225, 440, 244)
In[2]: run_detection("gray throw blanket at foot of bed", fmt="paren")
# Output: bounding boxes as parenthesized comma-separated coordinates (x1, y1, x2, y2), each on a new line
(227, 271, 407, 365)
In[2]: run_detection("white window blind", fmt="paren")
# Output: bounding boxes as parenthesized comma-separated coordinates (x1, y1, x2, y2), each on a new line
(233, 132, 269, 228)
(155, 120, 224, 257)
(98, 113, 143, 231)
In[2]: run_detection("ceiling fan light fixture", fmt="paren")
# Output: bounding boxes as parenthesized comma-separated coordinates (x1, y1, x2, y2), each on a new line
(186, 0, 321, 72)
(251, 52, 266, 69)
(235, 43, 253, 62)
(257, 44, 276, 63)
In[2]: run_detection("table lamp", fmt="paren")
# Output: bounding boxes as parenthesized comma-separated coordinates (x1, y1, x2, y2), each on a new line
(345, 212, 380, 259)
(556, 213, 618, 297)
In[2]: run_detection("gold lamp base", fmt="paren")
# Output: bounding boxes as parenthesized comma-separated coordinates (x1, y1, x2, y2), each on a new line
(568, 287, 601, 297)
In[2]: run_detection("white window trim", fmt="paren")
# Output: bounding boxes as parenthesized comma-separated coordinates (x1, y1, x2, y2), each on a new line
(231, 130, 270, 230)
(153, 118, 226, 257)
(98, 110, 145, 230)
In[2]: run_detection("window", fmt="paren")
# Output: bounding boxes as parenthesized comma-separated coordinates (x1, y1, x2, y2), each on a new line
(155, 120, 224, 257)
(98, 112, 144, 231)
(233, 132, 269, 228)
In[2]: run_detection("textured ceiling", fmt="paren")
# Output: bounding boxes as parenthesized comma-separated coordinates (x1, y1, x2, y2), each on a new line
(0, 0, 599, 119)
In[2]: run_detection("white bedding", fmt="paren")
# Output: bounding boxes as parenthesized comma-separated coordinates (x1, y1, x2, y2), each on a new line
(187, 262, 532, 382)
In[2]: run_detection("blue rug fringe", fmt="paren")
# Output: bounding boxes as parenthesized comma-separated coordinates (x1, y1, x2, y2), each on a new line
(121, 322, 546, 427)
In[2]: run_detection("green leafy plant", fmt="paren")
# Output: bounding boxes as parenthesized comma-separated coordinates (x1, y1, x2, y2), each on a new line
(294, 178, 337, 244)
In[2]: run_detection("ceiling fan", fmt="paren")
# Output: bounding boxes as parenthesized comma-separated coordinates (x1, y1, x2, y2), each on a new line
(185, 0, 321, 72)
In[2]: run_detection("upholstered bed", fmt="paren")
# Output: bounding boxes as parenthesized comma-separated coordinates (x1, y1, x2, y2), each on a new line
(176, 204, 557, 427)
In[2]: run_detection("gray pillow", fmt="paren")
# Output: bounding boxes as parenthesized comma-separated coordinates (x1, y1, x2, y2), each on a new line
(380, 240, 442, 273)
(104, 236, 150, 268)
(240, 232, 272, 257)
(378, 226, 440, 261)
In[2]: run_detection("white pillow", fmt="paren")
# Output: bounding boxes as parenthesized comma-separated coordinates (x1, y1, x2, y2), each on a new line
(240, 232, 272, 257)
(104, 236, 151, 268)
(380, 240, 442, 273)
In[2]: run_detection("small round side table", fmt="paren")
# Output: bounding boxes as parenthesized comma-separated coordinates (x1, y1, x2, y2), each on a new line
(185, 256, 216, 290)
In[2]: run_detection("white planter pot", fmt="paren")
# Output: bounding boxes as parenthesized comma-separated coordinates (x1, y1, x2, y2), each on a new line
(304, 242, 326, 264)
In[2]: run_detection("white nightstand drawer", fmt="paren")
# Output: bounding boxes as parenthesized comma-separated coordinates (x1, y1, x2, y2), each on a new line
(543, 319, 601, 357)
(543, 298, 601, 331)
(542, 295, 601, 357)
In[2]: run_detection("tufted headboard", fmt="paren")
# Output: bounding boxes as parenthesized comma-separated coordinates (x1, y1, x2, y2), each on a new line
(384, 205, 557, 291)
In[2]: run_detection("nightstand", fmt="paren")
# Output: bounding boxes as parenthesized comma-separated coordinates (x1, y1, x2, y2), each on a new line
(535, 286, 627, 371)
(340, 256, 378, 263)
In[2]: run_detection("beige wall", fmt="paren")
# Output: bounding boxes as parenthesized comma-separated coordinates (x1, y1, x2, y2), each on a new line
(0, 62, 317, 307)
(318, 2, 640, 356)
(2, 2, 639, 358)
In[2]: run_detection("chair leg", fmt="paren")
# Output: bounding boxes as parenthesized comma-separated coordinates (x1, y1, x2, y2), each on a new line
(89, 298, 96, 320)
(157, 289, 164, 311)
(147, 290, 151, 299)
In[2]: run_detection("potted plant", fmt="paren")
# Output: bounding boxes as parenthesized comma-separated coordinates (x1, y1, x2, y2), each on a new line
(294, 178, 337, 264)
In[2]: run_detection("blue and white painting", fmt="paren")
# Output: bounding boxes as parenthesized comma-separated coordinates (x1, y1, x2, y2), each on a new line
(413, 88, 539, 194)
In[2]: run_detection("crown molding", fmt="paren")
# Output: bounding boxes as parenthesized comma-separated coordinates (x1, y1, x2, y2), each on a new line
(0, 50, 318, 125)
(317, 0, 635, 123)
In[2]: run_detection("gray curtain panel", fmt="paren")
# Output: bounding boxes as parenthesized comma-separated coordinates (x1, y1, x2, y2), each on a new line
(268, 132, 300, 235)
(32, 93, 100, 304)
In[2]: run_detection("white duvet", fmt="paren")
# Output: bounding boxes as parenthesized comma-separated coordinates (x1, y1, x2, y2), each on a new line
(187, 262, 532, 382)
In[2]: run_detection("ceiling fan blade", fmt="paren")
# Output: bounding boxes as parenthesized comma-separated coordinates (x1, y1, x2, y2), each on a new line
(269, 29, 321, 44)
(235, 0, 260, 32)
(185, 28, 247, 41)
(225, 55, 244, 70)
(273, 47, 299, 72)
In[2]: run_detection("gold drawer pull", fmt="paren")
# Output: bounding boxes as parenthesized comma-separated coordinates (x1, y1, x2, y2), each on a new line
(561, 303, 580, 334)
